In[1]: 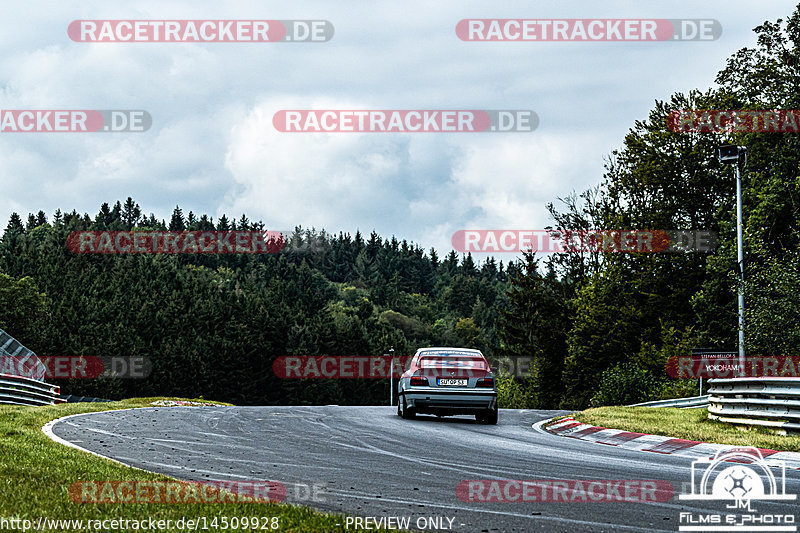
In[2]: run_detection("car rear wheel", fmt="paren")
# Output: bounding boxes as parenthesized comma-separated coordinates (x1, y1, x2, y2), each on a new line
(477, 407, 498, 425)
(398, 394, 416, 419)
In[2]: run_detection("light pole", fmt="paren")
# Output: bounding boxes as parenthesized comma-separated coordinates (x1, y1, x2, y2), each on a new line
(387, 348, 395, 406)
(718, 144, 747, 377)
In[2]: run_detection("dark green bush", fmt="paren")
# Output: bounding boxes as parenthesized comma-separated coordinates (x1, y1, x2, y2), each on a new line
(590, 363, 665, 407)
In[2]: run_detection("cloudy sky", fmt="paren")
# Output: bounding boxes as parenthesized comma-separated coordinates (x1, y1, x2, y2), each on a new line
(0, 1, 795, 257)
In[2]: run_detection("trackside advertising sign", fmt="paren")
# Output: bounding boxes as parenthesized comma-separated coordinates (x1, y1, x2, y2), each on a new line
(666, 350, 800, 378)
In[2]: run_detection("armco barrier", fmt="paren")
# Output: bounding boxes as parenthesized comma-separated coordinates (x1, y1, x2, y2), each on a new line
(0, 328, 62, 406)
(629, 395, 710, 409)
(0, 373, 63, 406)
(707, 377, 800, 431)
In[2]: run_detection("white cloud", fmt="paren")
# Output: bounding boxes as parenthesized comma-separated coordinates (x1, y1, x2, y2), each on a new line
(223, 97, 610, 254)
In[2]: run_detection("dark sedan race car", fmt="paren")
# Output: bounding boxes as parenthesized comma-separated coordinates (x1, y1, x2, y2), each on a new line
(397, 347, 498, 424)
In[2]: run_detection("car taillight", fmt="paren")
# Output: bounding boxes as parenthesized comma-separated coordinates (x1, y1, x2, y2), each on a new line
(476, 377, 494, 388)
(410, 376, 428, 386)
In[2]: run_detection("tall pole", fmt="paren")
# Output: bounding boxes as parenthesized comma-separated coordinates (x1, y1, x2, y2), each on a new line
(735, 161, 746, 376)
(388, 348, 395, 406)
(718, 145, 747, 377)
(389, 354, 393, 406)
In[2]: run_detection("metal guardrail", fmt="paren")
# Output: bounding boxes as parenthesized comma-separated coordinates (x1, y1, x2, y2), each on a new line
(0, 328, 62, 406)
(0, 328, 46, 380)
(629, 395, 710, 409)
(707, 377, 800, 431)
(0, 373, 62, 406)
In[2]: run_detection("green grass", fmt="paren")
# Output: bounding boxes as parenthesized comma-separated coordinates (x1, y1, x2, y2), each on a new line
(563, 407, 800, 453)
(0, 398, 401, 532)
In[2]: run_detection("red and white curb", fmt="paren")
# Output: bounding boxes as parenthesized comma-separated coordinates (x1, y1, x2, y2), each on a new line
(534, 417, 800, 470)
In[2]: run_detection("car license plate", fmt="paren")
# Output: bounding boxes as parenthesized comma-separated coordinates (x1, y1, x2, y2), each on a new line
(437, 378, 467, 386)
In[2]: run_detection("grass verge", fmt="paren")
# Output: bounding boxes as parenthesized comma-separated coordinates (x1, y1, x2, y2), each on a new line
(567, 406, 800, 453)
(0, 397, 399, 532)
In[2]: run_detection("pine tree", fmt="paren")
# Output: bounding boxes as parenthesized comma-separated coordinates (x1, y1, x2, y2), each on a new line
(354, 249, 377, 285)
(95, 203, 113, 229)
(145, 214, 161, 229)
(198, 215, 214, 231)
(169, 206, 186, 231)
(461, 253, 477, 277)
(496, 252, 569, 408)
(429, 247, 439, 269)
(366, 231, 381, 260)
(110, 201, 123, 228)
(442, 251, 459, 277)
(121, 197, 141, 229)
(4, 213, 24, 237)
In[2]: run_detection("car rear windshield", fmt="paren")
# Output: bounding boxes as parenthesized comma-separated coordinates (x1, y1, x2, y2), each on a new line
(418, 355, 487, 369)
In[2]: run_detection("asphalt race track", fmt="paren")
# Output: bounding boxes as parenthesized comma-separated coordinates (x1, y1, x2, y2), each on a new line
(50, 407, 800, 532)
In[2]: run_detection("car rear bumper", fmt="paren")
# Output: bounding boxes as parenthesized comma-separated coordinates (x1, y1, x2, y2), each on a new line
(402, 387, 497, 414)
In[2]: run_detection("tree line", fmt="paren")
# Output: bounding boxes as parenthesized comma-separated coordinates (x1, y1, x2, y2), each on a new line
(0, 205, 517, 405)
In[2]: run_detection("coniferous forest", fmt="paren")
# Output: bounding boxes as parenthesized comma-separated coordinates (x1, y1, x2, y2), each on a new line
(1, 8, 799, 409)
(0, 207, 515, 406)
